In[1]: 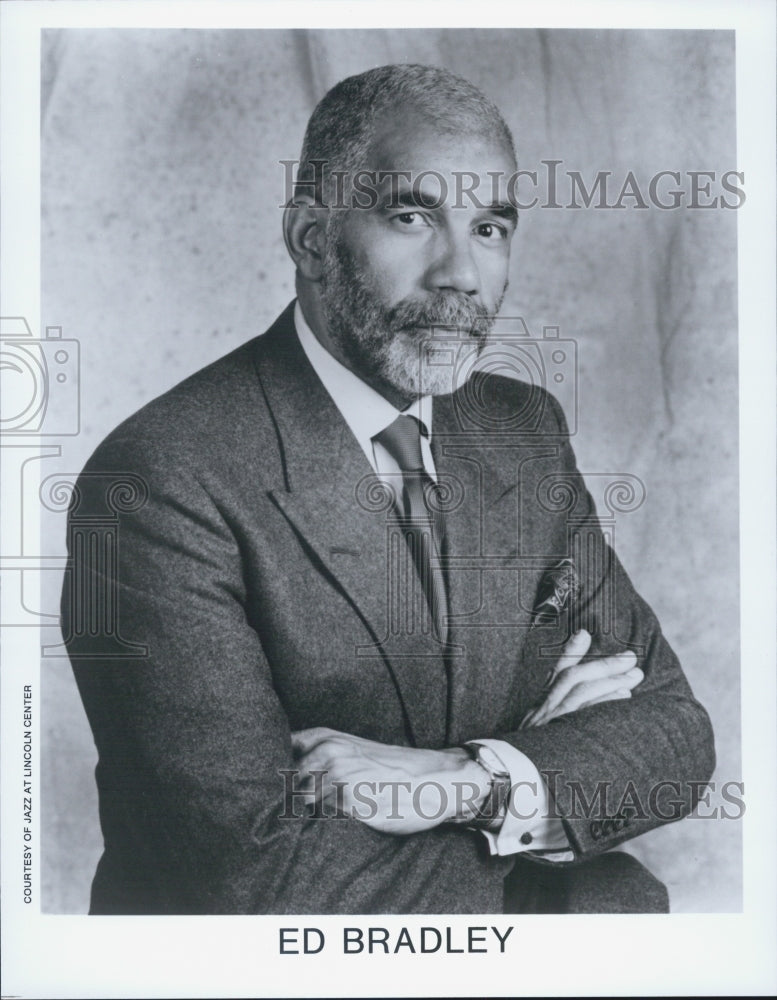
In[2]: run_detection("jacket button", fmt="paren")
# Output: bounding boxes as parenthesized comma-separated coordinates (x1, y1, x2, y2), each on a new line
(590, 821, 602, 839)
(520, 832, 533, 845)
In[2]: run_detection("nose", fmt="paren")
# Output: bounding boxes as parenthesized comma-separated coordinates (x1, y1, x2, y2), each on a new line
(426, 230, 479, 297)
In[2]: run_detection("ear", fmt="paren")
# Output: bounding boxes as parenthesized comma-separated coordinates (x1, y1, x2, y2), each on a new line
(282, 196, 327, 282)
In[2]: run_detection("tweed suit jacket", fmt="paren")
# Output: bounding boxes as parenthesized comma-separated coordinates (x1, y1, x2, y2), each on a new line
(64, 302, 715, 914)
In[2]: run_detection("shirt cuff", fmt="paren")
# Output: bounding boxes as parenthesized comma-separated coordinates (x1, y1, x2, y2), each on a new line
(468, 739, 574, 861)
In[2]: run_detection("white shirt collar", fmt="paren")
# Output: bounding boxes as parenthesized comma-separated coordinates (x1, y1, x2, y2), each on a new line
(294, 300, 434, 474)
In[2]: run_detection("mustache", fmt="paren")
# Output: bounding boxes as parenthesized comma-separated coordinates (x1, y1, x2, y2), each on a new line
(386, 294, 493, 337)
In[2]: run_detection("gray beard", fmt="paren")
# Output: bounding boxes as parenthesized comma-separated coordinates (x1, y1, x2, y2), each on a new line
(319, 232, 505, 399)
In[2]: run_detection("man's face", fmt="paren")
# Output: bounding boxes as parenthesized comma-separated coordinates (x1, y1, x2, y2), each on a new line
(319, 111, 517, 401)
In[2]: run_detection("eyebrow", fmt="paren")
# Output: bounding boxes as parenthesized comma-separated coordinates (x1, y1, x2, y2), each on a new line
(488, 203, 518, 225)
(380, 188, 441, 210)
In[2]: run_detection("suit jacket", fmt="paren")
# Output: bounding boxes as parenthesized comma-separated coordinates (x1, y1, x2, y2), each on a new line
(63, 302, 715, 914)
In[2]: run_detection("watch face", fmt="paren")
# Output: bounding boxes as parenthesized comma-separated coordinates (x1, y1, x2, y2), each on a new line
(470, 744, 510, 781)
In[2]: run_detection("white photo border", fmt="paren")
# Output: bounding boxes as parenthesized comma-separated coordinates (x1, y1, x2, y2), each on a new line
(1, 1, 775, 997)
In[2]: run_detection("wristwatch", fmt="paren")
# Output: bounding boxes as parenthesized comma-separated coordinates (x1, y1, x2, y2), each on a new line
(459, 742, 512, 831)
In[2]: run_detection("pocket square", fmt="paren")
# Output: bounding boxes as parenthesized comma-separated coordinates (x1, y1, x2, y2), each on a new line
(531, 558, 580, 627)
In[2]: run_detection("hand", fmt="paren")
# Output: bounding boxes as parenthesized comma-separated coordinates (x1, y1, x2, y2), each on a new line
(290, 727, 490, 835)
(520, 630, 643, 729)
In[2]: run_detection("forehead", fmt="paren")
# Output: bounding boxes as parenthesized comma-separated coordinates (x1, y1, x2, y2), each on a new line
(367, 108, 516, 195)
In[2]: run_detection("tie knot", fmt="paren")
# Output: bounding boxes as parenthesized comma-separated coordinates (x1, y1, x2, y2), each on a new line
(373, 414, 427, 473)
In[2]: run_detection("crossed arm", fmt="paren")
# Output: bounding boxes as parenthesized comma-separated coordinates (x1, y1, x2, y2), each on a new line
(66, 419, 716, 911)
(292, 629, 644, 838)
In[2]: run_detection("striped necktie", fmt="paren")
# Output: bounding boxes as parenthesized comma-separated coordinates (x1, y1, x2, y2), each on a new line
(373, 414, 449, 645)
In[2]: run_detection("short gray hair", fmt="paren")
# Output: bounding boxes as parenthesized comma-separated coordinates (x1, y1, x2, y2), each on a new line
(296, 63, 516, 205)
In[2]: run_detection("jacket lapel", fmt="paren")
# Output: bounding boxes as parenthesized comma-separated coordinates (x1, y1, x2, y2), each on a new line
(432, 391, 560, 743)
(253, 306, 448, 748)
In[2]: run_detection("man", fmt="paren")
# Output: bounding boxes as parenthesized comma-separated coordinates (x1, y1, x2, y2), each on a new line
(63, 64, 715, 915)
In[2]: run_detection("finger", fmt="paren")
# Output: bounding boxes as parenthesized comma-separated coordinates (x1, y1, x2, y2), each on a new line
(535, 660, 641, 721)
(295, 749, 325, 774)
(540, 629, 592, 692)
(538, 670, 641, 724)
(291, 727, 342, 756)
(534, 657, 641, 721)
(295, 741, 348, 776)
(554, 629, 593, 675)
(521, 710, 544, 730)
(580, 688, 634, 709)
(541, 687, 632, 725)
(295, 768, 330, 800)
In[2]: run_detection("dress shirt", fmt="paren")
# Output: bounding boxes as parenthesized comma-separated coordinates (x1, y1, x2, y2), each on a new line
(294, 300, 572, 859)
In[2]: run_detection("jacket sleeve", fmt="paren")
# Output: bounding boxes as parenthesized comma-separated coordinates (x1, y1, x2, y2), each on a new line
(62, 434, 509, 915)
(497, 394, 716, 860)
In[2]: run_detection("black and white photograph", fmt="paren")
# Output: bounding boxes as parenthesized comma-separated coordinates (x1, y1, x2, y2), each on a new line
(1, 2, 775, 997)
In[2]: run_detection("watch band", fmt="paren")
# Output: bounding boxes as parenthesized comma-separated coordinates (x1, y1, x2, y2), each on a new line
(460, 742, 512, 830)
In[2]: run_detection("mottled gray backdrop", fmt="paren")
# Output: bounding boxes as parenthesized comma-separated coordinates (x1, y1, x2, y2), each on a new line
(40, 28, 740, 912)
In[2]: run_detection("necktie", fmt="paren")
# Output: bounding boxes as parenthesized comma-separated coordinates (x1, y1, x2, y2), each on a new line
(373, 415, 449, 645)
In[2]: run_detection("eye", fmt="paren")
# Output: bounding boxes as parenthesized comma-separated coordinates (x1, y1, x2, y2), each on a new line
(393, 212, 429, 227)
(475, 221, 508, 240)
